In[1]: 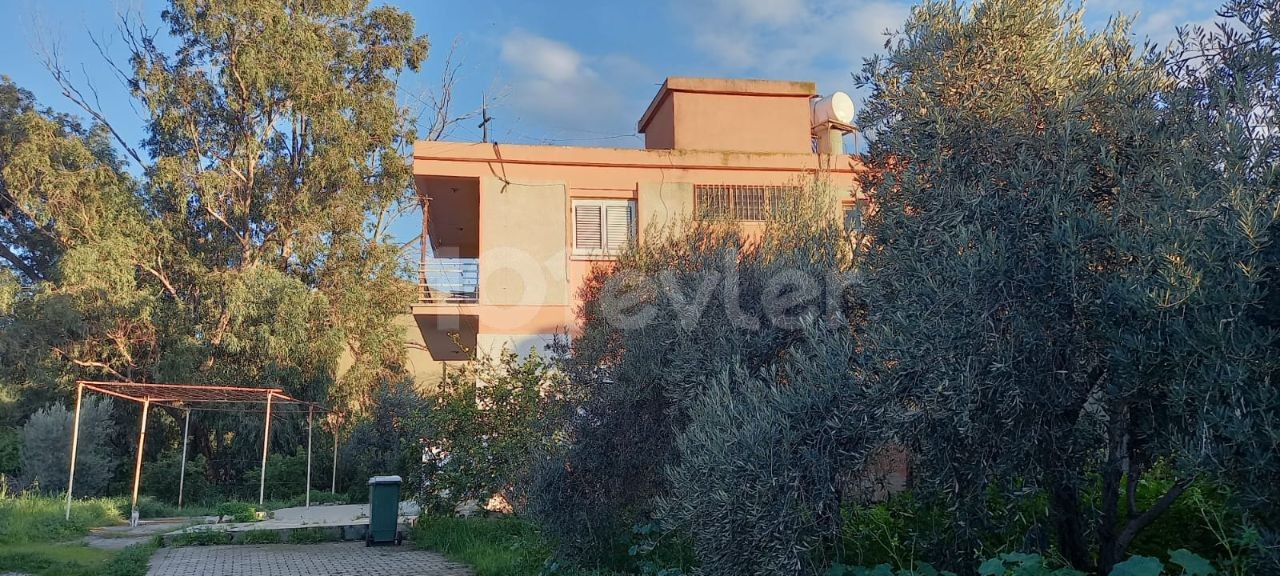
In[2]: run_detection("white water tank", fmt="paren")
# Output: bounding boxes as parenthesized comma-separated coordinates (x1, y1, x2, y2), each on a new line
(811, 91, 855, 127)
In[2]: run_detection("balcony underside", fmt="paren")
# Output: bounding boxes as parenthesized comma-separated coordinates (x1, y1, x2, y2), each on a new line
(411, 311, 477, 362)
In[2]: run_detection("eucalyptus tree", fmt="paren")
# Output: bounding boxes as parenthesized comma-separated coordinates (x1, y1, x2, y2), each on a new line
(855, 0, 1276, 571)
(2, 0, 429, 490)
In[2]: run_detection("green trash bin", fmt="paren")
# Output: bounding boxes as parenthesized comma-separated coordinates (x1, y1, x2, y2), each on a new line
(366, 475, 403, 546)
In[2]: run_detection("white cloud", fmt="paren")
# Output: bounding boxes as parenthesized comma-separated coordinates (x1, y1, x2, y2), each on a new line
(497, 30, 649, 140)
(676, 0, 912, 95)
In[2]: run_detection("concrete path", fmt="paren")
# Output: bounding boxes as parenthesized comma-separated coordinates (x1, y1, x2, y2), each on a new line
(146, 542, 470, 576)
(85, 518, 196, 550)
(168, 501, 421, 536)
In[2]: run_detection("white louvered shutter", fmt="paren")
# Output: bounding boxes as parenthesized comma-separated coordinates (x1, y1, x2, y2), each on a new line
(574, 204, 603, 253)
(604, 203, 634, 253)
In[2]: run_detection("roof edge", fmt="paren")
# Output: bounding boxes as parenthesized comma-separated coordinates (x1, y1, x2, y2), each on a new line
(637, 77, 818, 134)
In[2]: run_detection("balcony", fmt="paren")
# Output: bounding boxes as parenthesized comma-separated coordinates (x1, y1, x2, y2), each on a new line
(418, 258, 478, 305)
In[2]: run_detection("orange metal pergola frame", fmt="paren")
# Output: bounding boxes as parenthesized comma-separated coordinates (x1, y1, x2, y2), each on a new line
(65, 381, 339, 526)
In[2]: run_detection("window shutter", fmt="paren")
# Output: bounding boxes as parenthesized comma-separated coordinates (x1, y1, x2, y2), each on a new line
(575, 204, 603, 252)
(604, 203, 634, 252)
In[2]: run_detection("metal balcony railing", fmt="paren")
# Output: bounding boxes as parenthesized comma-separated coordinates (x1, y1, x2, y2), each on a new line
(418, 258, 479, 304)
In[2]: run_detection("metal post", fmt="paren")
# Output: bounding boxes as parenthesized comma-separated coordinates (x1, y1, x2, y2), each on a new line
(129, 398, 151, 527)
(65, 383, 84, 521)
(331, 420, 339, 494)
(305, 406, 313, 507)
(178, 409, 191, 509)
(259, 393, 273, 507)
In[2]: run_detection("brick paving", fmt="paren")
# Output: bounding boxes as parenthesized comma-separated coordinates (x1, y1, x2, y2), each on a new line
(146, 542, 472, 576)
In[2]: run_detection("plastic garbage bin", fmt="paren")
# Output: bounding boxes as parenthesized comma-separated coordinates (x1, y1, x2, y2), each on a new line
(366, 475, 403, 546)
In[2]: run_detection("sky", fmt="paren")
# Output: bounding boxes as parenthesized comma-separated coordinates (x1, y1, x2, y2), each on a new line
(0, 0, 1227, 242)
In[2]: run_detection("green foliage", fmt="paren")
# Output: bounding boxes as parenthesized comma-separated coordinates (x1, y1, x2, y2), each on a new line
(171, 527, 232, 547)
(288, 527, 339, 544)
(0, 542, 114, 576)
(410, 515, 611, 576)
(0, 427, 19, 477)
(140, 451, 212, 506)
(341, 376, 430, 499)
(238, 529, 281, 544)
(0, 492, 122, 545)
(532, 181, 860, 571)
(1, 0, 429, 501)
(414, 347, 567, 515)
(20, 397, 115, 496)
(99, 542, 159, 576)
(214, 501, 261, 523)
(661, 320, 871, 575)
(854, 0, 1277, 571)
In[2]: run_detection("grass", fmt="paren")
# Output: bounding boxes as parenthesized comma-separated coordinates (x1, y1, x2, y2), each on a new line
(0, 492, 122, 545)
(411, 515, 615, 576)
(0, 493, 157, 575)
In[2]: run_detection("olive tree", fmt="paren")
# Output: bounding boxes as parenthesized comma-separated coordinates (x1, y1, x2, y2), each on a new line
(854, 0, 1276, 571)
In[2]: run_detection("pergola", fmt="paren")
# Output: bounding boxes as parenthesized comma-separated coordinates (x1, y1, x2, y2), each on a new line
(65, 381, 339, 525)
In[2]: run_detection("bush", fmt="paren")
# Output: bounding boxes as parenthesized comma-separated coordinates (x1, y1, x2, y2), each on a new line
(661, 320, 875, 575)
(413, 347, 566, 515)
(141, 451, 212, 506)
(341, 376, 430, 501)
(214, 501, 260, 523)
(21, 396, 116, 496)
(0, 427, 19, 477)
(242, 452, 310, 503)
(529, 181, 860, 570)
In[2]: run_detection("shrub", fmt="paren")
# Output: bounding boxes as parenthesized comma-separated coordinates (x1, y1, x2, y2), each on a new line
(242, 452, 309, 502)
(0, 427, 19, 477)
(20, 396, 115, 496)
(214, 501, 260, 523)
(661, 319, 877, 575)
(141, 451, 212, 506)
(341, 376, 430, 501)
(413, 347, 566, 515)
(529, 181, 858, 568)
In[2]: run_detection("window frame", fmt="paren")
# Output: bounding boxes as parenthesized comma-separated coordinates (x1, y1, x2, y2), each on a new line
(571, 198, 636, 258)
(694, 184, 798, 221)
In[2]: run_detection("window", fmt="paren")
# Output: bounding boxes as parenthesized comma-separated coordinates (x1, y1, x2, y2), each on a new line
(573, 199, 635, 257)
(694, 184, 797, 221)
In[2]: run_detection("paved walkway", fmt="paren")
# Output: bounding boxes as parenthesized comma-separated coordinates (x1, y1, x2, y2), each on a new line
(147, 542, 471, 576)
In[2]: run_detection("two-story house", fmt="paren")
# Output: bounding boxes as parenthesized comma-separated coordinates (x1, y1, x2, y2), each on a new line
(402, 76, 864, 385)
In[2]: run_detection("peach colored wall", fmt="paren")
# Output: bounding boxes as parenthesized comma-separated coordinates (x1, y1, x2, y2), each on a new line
(643, 97, 676, 150)
(412, 141, 864, 350)
(672, 92, 813, 153)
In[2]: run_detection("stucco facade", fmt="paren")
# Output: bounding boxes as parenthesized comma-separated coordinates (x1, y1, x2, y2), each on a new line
(407, 77, 864, 381)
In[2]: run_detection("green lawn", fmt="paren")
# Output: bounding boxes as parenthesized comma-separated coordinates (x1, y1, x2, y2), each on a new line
(0, 493, 156, 576)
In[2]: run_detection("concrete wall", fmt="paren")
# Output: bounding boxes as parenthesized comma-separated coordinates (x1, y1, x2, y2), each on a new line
(478, 177, 569, 307)
(673, 91, 813, 153)
(637, 181, 694, 232)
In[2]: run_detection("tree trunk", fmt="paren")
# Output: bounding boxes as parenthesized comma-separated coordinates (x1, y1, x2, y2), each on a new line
(1049, 474, 1092, 571)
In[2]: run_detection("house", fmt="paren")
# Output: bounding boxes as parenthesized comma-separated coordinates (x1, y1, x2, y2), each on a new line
(402, 77, 865, 384)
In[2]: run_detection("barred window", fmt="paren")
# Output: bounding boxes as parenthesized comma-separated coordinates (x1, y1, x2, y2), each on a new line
(694, 185, 796, 221)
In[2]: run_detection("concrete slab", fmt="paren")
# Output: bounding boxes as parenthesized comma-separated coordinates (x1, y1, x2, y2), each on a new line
(162, 501, 421, 545)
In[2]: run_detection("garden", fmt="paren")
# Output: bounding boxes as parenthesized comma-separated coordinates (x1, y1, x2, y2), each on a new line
(400, 1, 1280, 575)
(0, 0, 1277, 575)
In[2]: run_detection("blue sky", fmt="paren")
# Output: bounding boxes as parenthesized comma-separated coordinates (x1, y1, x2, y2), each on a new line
(0, 0, 1225, 243)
